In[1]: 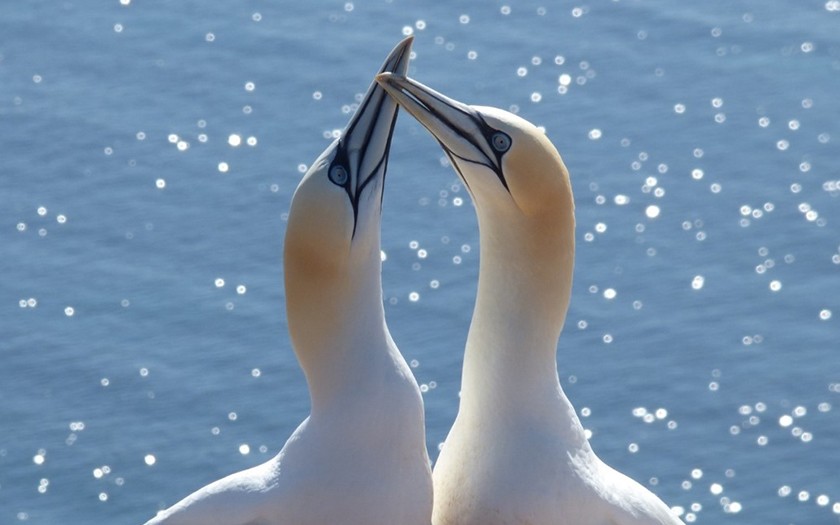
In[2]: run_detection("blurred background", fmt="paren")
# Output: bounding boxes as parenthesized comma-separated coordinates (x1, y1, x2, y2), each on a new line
(1, 1, 838, 523)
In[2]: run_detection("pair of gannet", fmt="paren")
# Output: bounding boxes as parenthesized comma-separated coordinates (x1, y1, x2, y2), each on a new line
(143, 37, 432, 525)
(144, 36, 684, 525)
(375, 72, 685, 524)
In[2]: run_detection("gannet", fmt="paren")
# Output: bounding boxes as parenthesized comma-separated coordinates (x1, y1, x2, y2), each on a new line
(376, 73, 685, 525)
(143, 37, 434, 525)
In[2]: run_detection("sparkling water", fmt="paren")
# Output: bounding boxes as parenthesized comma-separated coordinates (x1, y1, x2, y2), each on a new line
(1, 1, 838, 523)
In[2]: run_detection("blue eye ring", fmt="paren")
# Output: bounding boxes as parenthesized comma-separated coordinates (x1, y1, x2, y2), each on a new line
(329, 164, 349, 186)
(491, 131, 511, 153)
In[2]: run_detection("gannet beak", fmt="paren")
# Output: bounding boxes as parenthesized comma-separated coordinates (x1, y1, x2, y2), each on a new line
(335, 36, 413, 223)
(374, 73, 507, 190)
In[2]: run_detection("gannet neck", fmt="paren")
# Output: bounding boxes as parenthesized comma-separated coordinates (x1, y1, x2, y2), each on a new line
(461, 178, 578, 426)
(284, 235, 397, 414)
(472, 175, 576, 334)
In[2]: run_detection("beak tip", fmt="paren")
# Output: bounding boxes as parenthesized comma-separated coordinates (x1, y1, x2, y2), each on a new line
(375, 72, 397, 88)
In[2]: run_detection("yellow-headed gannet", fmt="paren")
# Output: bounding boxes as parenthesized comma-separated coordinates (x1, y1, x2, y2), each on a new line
(376, 73, 684, 525)
(143, 37, 433, 525)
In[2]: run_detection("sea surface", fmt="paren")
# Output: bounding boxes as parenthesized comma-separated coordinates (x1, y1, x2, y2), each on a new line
(1, 1, 839, 524)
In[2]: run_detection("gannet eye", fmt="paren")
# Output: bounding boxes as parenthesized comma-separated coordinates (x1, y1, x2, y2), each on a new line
(329, 164, 349, 186)
(491, 132, 511, 153)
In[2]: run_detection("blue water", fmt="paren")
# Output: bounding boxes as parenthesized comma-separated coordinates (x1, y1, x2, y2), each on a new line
(2, 1, 838, 523)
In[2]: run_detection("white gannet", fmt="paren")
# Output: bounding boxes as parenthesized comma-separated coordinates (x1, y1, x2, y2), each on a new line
(143, 37, 434, 525)
(376, 73, 685, 525)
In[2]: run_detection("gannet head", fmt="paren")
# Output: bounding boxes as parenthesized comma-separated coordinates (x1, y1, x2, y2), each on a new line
(374, 73, 573, 222)
(376, 73, 575, 328)
(284, 37, 412, 353)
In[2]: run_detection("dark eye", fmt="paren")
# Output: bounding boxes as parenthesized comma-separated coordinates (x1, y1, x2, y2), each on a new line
(329, 164, 349, 186)
(491, 132, 511, 153)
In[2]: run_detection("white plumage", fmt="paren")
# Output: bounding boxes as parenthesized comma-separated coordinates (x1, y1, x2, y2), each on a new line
(143, 37, 433, 525)
(377, 73, 685, 525)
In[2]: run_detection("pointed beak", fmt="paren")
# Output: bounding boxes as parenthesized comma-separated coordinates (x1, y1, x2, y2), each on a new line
(338, 36, 413, 198)
(374, 73, 504, 184)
